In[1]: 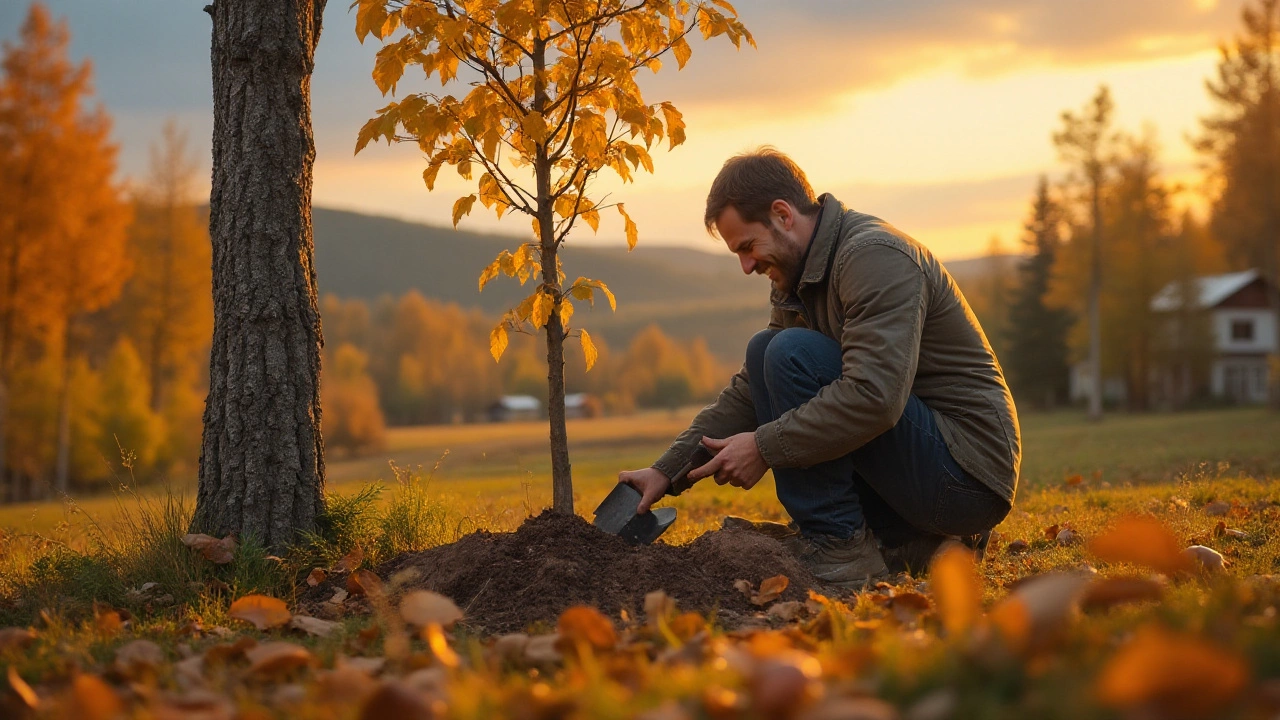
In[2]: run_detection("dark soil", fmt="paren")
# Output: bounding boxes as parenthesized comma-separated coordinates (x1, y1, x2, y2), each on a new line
(373, 511, 826, 634)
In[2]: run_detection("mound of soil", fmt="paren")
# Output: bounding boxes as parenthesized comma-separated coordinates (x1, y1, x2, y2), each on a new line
(376, 511, 825, 634)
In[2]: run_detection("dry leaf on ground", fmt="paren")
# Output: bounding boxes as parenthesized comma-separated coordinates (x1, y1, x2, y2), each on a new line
(930, 545, 981, 635)
(1183, 545, 1226, 572)
(306, 568, 327, 587)
(180, 533, 237, 565)
(347, 569, 383, 598)
(69, 673, 123, 720)
(0, 627, 36, 654)
(1081, 577, 1165, 611)
(333, 546, 365, 573)
(289, 615, 340, 638)
(114, 639, 165, 681)
(1087, 516, 1195, 575)
(752, 575, 790, 605)
(358, 680, 434, 720)
(1095, 625, 1248, 719)
(245, 642, 315, 679)
(228, 595, 292, 631)
(399, 590, 463, 628)
(557, 606, 617, 651)
(8, 665, 38, 709)
(644, 590, 677, 627)
(989, 571, 1092, 655)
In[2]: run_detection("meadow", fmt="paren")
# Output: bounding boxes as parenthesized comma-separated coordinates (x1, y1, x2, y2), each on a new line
(1, 407, 1279, 718)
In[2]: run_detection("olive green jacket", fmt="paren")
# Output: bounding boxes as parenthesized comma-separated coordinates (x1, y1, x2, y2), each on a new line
(654, 194, 1021, 503)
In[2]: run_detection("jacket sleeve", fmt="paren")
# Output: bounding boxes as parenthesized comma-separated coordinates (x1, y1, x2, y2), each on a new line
(652, 307, 786, 495)
(754, 243, 926, 468)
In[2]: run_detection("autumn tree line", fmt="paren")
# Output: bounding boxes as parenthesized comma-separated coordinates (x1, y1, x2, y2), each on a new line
(964, 0, 1280, 415)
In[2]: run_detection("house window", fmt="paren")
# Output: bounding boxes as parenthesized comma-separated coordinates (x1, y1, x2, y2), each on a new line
(1231, 319, 1254, 341)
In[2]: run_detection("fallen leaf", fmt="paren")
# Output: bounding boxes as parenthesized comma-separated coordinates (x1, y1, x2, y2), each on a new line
(644, 590, 677, 628)
(114, 639, 165, 681)
(8, 666, 38, 709)
(797, 696, 897, 720)
(1081, 576, 1165, 611)
(306, 568, 327, 587)
(315, 667, 379, 705)
(1213, 522, 1248, 540)
(93, 605, 124, 637)
(289, 615, 340, 638)
(204, 636, 257, 665)
(399, 591, 463, 629)
(1087, 516, 1196, 575)
(150, 690, 235, 720)
(557, 606, 616, 651)
(1065, 474, 1084, 487)
(1043, 524, 1060, 540)
(69, 673, 122, 720)
(245, 642, 315, 679)
(930, 545, 981, 636)
(1095, 625, 1248, 719)
(766, 601, 805, 623)
(752, 575, 790, 606)
(347, 569, 383, 598)
(358, 680, 433, 720)
(1055, 528, 1081, 546)
(733, 579, 753, 598)
(1183, 545, 1226, 572)
(0, 627, 36, 654)
(669, 612, 708, 640)
(1204, 500, 1231, 516)
(336, 656, 386, 675)
(524, 634, 562, 666)
(333, 546, 365, 573)
(424, 623, 460, 668)
(989, 571, 1092, 655)
(1006, 539, 1029, 554)
(328, 588, 349, 605)
(751, 656, 821, 718)
(888, 592, 932, 625)
(228, 595, 292, 631)
(181, 533, 236, 564)
(492, 633, 530, 664)
(174, 655, 206, 691)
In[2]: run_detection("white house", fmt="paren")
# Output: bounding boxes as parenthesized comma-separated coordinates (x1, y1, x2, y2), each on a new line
(1150, 269, 1277, 405)
(487, 394, 541, 422)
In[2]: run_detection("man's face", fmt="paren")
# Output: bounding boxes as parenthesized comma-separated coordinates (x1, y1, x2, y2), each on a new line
(716, 205, 806, 293)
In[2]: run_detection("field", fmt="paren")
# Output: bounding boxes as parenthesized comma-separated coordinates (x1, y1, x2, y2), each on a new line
(2, 408, 1280, 718)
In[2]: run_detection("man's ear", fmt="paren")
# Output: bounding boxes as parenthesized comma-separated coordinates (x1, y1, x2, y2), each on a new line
(770, 199, 792, 230)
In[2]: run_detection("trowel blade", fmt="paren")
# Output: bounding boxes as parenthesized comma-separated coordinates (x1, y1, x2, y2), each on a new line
(592, 482, 642, 535)
(591, 483, 677, 544)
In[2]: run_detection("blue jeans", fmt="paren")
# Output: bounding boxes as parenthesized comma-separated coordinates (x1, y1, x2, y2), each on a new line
(746, 328, 1010, 545)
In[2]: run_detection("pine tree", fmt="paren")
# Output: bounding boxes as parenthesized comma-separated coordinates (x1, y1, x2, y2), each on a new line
(1005, 177, 1072, 410)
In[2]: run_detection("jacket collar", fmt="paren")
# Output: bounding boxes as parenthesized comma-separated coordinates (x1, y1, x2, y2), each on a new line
(770, 193, 845, 305)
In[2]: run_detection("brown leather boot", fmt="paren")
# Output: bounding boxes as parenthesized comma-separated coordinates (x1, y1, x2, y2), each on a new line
(782, 527, 891, 589)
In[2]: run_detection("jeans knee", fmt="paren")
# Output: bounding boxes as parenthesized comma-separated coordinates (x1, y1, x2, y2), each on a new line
(745, 329, 780, 379)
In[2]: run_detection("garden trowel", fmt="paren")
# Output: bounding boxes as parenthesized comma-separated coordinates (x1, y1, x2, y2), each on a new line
(593, 444, 712, 544)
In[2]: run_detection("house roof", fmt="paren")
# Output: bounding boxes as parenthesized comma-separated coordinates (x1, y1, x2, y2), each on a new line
(1150, 269, 1260, 312)
(495, 395, 540, 411)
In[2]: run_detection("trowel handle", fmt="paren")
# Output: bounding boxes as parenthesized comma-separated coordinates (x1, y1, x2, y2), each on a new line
(670, 442, 716, 486)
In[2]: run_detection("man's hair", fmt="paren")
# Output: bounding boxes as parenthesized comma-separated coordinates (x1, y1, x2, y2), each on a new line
(704, 147, 821, 235)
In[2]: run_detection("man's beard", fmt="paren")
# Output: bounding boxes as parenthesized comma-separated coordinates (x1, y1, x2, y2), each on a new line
(767, 225, 804, 293)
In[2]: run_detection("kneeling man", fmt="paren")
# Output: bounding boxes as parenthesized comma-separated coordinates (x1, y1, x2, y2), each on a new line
(619, 148, 1020, 587)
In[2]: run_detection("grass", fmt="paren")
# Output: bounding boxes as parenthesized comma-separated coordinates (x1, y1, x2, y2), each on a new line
(1, 407, 1279, 718)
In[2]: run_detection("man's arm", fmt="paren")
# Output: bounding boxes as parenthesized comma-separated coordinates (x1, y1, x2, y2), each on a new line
(754, 243, 927, 468)
(650, 309, 785, 495)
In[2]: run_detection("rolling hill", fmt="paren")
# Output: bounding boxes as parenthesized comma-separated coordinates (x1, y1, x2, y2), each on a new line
(311, 207, 1017, 361)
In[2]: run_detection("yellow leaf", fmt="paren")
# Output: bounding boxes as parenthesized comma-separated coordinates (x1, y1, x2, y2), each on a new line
(479, 258, 501, 291)
(581, 329, 598, 371)
(531, 292, 555, 329)
(490, 324, 508, 361)
(710, 0, 739, 15)
(582, 209, 601, 232)
(70, 674, 122, 720)
(618, 203, 638, 250)
(1087, 516, 1196, 575)
(1095, 625, 1249, 718)
(559, 298, 574, 328)
(659, 102, 685, 149)
(929, 545, 980, 636)
(425, 623, 461, 668)
(228, 595, 292, 631)
(422, 163, 442, 190)
(452, 194, 478, 227)
(751, 574, 789, 605)
(596, 280, 617, 311)
(522, 111, 548, 144)
(570, 278, 594, 304)
(347, 569, 384, 598)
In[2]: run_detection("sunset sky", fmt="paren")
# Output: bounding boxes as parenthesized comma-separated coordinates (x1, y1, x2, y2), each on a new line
(0, 0, 1253, 260)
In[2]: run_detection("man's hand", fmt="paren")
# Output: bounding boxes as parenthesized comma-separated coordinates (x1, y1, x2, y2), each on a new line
(618, 467, 672, 514)
(688, 433, 768, 490)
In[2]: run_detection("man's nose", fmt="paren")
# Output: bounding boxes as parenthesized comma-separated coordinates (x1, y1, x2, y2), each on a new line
(739, 254, 756, 275)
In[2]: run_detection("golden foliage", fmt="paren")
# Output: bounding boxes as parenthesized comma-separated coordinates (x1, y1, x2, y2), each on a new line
(228, 595, 293, 631)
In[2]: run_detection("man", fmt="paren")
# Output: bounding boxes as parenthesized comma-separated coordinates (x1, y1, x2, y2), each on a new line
(618, 148, 1020, 587)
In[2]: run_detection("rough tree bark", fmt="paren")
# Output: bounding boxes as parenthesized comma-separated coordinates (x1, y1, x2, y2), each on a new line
(192, 0, 327, 550)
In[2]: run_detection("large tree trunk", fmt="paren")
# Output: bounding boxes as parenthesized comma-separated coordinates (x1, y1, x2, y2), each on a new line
(193, 0, 327, 550)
